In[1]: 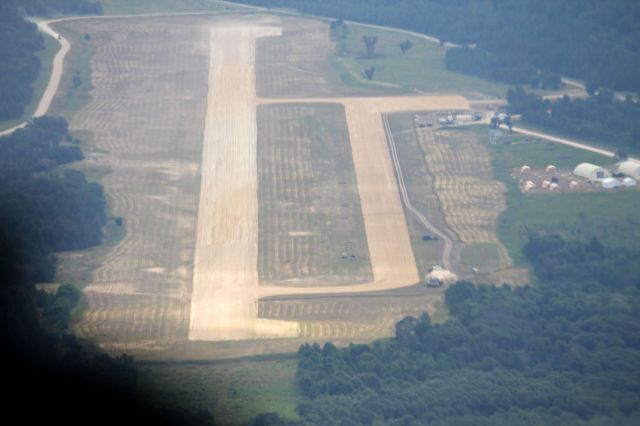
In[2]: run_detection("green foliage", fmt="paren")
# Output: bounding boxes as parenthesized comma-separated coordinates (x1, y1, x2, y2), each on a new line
(0, 116, 105, 281)
(17, 0, 103, 16)
(0, 2, 44, 120)
(399, 39, 412, 54)
(507, 86, 640, 153)
(362, 35, 378, 58)
(295, 234, 640, 424)
(0, 1, 102, 122)
(236, 0, 640, 91)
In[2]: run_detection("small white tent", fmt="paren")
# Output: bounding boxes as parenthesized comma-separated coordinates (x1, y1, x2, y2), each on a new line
(573, 163, 611, 181)
(602, 178, 621, 189)
(622, 177, 637, 187)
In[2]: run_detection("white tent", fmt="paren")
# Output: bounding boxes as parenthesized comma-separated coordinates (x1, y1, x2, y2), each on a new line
(602, 177, 621, 189)
(622, 177, 637, 187)
(618, 161, 640, 178)
(573, 163, 611, 181)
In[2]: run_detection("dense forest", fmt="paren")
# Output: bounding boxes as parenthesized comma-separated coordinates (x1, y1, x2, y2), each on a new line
(236, 0, 640, 91)
(0, 0, 101, 121)
(506, 86, 640, 154)
(0, 117, 105, 281)
(294, 232, 640, 425)
(0, 2, 44, 120)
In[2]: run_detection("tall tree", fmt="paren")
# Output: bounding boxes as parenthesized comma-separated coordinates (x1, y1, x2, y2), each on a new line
(362, 35, 378, 58)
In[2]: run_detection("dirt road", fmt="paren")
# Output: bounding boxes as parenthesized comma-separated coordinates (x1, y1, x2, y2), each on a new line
(0, 20, 68, 137)
(382, 114, 453, 270)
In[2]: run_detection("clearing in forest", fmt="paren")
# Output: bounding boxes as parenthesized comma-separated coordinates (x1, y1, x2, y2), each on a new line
(58, 12, 489, 356)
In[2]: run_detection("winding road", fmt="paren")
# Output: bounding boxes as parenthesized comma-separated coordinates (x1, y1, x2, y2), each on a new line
(0, 20, 69, 137)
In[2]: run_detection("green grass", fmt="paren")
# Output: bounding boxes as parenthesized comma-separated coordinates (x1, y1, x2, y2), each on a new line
(137, 358, 299, 425)
(99, 0, 245, 15)
(257, 103, 372, 284)
(332, 24, 509, 97)
(492, 151, 640, 265)
(512, 120, 637, 157)
(476, 127, 612, 169)
(500, 190, 640, 265)
(459, 243, 501, 269)
(47, 22, 95, 120)
(0, 33, 58, 132)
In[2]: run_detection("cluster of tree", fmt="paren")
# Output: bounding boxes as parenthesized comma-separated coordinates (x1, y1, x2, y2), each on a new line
(0, 1, 101, 121)
(294, 232, 640, 425)
(0, 2, 44, 120)
(235, 0, 640, 91)
(506, 86, 640, 153)
(399, 40, 413, 54)
(0, 117, 105, 282)
(329, 18, 349, 56)
(362, 35, 378, 58)
(445, 48, 562, 90)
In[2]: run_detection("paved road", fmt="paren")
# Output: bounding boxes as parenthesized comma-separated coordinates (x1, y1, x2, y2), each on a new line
(382, 114, 453, 270)
(499, 124, 639, 162)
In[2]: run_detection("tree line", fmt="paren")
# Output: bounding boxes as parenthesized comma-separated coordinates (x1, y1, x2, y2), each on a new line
(506, 86, 640, 154)
(0, 116, 105, 282)
(293, 230, 640, 425)
(235, 0, 640, 91)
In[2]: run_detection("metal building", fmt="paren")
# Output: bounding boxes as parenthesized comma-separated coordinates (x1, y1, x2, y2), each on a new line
(618, 160, 640, 179)
(573, 163, 611, 181)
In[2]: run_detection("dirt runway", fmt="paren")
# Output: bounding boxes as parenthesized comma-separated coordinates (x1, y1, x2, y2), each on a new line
(188, 24, 300, 341)
(189, 23, 468, 337)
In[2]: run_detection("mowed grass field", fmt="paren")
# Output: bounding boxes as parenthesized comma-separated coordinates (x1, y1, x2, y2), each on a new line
(56, 16, 214, 355)
(386, 113, 451, 277)
(137, 357, 299, 425)
(332, 23, 509, 97)
(389, 114, 528, 285)
(259, 290, 448, 344)
(257, 103, 372, 285)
